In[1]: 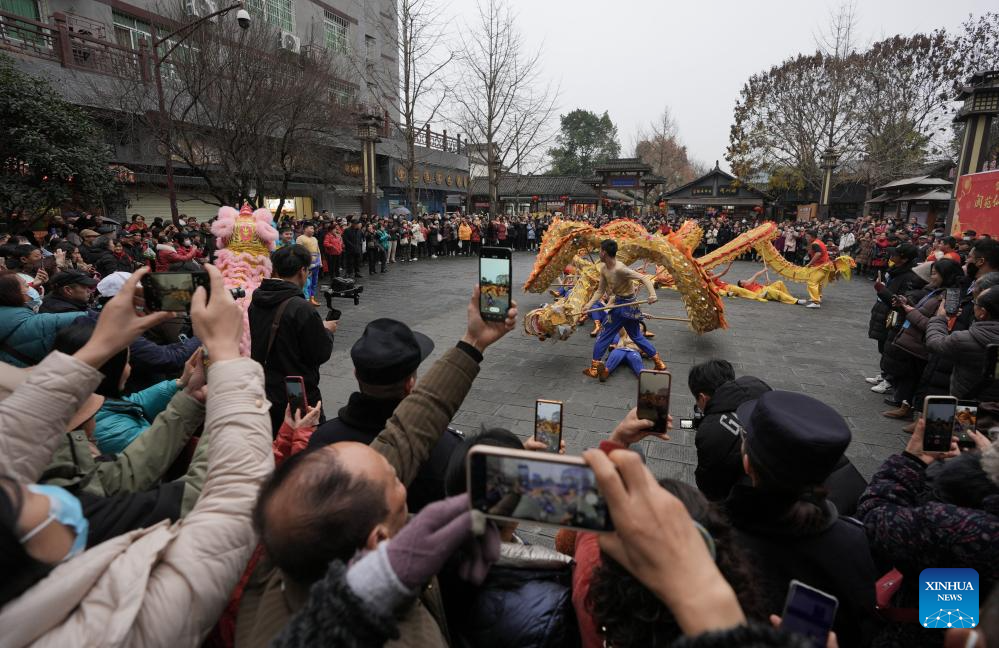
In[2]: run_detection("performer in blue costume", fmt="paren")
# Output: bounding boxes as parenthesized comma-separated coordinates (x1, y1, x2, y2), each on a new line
(296, 224, 322, 306)
(581, 239, 666, 379)
(598, 331, 645, 382)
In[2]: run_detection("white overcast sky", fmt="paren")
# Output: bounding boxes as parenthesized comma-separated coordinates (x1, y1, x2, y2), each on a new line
(445, 0, 994, 171)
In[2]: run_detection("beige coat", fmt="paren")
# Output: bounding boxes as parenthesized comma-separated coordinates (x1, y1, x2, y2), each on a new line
(0, 353, 274, 648)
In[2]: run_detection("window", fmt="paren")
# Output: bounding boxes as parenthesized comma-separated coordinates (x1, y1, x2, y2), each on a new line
(323, 10, 348, 54)
(331, 80, 355, 107)
(112, 11, 150, 50)
(1, 0, 39, 20)
(245, 0, 293, 32)
(1, 0, 42, 46)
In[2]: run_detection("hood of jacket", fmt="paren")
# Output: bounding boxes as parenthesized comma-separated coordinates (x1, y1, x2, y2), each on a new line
(969, 320, 999, 346)
(704, 376, 773, 416)
(250, 278, 303, 309)
(496, 542, 573, 570)
(156, 243, 176, 253)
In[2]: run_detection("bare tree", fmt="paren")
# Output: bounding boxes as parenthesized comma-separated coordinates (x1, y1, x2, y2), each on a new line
(363, 0, 454, 212)
(95, 12, 356, 217)
(633, 107, 702, 190)
(450, 0, 558, 213)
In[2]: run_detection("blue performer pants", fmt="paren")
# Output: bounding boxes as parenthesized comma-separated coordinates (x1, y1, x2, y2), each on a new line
(304, 265, 320, 300)
(605, 348, 644, 376)
(592, 296, 657, 360)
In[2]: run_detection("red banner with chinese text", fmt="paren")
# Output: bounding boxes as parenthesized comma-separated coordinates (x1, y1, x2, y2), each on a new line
(953, 170, 999, 237)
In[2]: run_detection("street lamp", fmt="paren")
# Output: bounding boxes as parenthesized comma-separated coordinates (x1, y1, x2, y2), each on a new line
(819, 145, 839, 220)
(356, 109, 383, 216)
(149, 1, 249, 223)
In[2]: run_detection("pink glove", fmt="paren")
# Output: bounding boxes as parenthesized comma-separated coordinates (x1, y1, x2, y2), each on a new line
(386, 494, 500, 589)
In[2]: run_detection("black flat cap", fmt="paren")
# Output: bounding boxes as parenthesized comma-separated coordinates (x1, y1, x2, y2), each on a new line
(50, 269, 99, 289)
(351, 319, 434, 385)
(736, 391, 851, 486)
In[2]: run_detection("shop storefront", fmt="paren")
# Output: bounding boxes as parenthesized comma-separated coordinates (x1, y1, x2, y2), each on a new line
(380, 161, 469, 217)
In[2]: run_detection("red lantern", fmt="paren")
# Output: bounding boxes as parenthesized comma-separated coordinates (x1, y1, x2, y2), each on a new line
(531, 195, 539, 201)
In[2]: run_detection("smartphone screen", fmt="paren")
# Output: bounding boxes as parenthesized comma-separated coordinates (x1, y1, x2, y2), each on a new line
(467, 446, 612, 532)
(923, 397, 957, 452)
(954, 401, 978, 449)
(142, 272, 209, 312)
(285, 376, 307, 417)
(637, 370, 671, 434)
(534, 400, 563, 453)
(680, 418, 694, 429)
(780, 580, 839, 648)
(479, 248, 512, 321)
(944, 287, 962, 315)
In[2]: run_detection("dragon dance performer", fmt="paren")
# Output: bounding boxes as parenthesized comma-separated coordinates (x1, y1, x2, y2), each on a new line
(735, 269, 807, 305)
(598, 330, 645, 382)
(581, 239, 666, 378)
(804, 229, 831, 308)
(296, 224, 322, 306)
(550, 264, 609, 337)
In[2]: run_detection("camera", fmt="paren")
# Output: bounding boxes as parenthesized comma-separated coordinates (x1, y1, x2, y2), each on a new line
(229, 287, 246, 300)
(236, 8, 251, 29)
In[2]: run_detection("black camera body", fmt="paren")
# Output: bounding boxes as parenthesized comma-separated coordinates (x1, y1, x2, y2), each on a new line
(322, 277, 363, 321)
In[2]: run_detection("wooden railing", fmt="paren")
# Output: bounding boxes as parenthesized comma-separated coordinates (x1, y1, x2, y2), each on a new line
(0, 10, 146, 80)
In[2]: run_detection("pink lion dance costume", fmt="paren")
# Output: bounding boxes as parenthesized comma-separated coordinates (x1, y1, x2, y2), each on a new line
(211, 203, 278, 355)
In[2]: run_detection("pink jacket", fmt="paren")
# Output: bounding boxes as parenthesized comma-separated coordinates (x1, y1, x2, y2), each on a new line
(0, 353, 274, 648)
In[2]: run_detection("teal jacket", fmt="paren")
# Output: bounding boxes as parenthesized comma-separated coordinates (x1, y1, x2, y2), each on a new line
(0, 306, 83, 367)
(93, 379, 180, 454)
(378, 229, 390, 251)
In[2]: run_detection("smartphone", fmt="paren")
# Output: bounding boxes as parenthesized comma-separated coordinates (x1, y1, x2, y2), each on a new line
(679, 418, 694, 429)
(141, 271, 210, 312)
(466, 445, 613, 532)
(954, 401, 978, 450)
(986, 344, 999, 381)
(285, 376, 308, 417)
(944, 287, 962, 316)
(479, 247, 512, 322)
(923, 395, 957, 452)
(637, 370, 671, 434)
(780, 580, 839, 648)
(534, 399, 563, 453)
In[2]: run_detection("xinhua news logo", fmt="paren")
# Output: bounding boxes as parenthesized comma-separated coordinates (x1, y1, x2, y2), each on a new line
(919, 568, 979, 629)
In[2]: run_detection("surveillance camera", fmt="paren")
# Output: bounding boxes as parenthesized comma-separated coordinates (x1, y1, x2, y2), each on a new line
(236, 8, 250, 29)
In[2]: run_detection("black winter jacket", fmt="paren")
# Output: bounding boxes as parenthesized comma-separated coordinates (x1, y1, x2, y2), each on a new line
(868, 261, 925, 341)
(248, 279, 333, 431)
(723, 486, 879, 647)
(694, 376, 772, 501)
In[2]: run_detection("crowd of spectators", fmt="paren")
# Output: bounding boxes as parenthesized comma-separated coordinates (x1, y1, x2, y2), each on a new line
(0, 206, 998, 647)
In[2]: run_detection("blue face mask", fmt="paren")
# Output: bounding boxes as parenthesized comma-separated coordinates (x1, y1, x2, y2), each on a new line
(20, 484, 89, 562)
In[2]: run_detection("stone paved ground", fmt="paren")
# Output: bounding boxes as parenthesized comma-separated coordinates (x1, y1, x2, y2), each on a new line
(317, 252, 898, 543)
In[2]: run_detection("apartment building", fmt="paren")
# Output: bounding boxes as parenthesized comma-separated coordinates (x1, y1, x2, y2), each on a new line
(0, 0, 468, 219)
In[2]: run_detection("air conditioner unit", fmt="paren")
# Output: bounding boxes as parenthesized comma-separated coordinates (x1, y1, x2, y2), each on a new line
(278, 31, 301, 54)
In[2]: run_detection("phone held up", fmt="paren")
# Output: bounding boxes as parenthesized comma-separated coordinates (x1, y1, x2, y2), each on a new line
(922, 395, 957, 453)
(944, 286, 962, 316)
(637, 370, 671, 434)
(467, 445, 613, 532)
(141, 271, 211, 312)
(479, 247, 512, 322)
(285, 376, 308, 418)
(534, 399, 563, 453)
(780, 580, 839, 648)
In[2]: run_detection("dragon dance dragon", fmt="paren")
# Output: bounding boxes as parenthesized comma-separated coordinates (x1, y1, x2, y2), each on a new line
(210, 202, 278, 355)
(522, 218, 854, 341)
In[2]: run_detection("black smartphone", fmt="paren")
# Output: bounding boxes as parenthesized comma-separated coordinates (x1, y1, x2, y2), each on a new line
(986, 343, 999, 381)
(479, 247, 512, 322)
(954, 401, 978, 450)
(141, 271, 210, 312)
(534, 399, 563, 453)
(679, 418, 694, 429)
(637, 370, 671, 434)
(467, 445, 613, 532)
(923, 396, 957, 452)
(944, 287, 962, 316)
(285, 376, 308, 417)
(780, 579, 839, 648)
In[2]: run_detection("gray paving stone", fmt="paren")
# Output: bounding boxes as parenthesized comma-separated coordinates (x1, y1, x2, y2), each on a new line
(317, 254, 901, 489)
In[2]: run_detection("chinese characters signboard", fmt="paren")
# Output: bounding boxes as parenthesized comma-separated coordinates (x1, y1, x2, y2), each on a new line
(952, 170, 999, 237)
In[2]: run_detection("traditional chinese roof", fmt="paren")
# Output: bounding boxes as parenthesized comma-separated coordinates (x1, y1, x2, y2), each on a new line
(874, 175, 953, 191)
(591, 158, 653, 174)
(468, 174, 597, 198)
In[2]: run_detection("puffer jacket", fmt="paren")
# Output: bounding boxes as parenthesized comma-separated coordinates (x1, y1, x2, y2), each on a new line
(155, 243, 200, 272)
(0, 306, 82, 367)
(925, 315, 999, 399)
(867, 261, 925, 341)
(442, 543, 577, 648)
(694, 376, 772, 501)
(889, 289, 942, 361)
(0, 354, 274, 648)
(92, 379, 180, 454)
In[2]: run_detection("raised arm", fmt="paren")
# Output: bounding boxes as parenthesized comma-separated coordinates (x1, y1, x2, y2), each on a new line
(624, 266, 657, 303)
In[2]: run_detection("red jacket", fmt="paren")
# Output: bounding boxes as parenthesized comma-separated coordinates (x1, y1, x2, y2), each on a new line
(155, 244, 200, 271)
